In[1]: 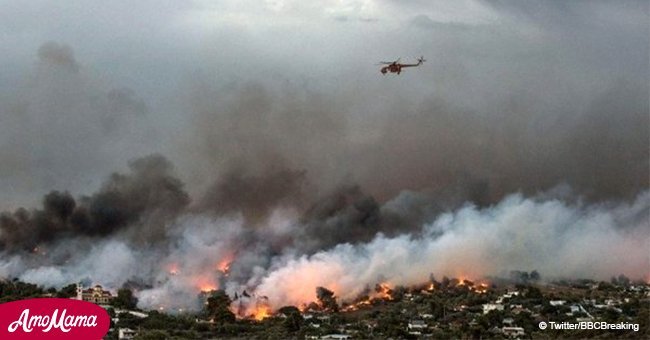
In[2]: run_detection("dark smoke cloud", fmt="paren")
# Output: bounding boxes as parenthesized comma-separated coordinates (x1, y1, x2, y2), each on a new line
(185, 78, 647, 209)
(198, 167, 307, 225)
(0, 154, 189, 252)
(356, 81, 649, 202)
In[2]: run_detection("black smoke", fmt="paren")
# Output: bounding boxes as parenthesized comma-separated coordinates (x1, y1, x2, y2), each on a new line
(0, 154, 189, 253)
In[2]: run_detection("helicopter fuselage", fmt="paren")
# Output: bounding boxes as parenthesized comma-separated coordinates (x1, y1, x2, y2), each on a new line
(381, 64, 402, 74)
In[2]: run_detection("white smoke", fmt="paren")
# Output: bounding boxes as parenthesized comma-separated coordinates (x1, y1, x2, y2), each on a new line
(254, 191, 650, 308)
(1, 189, 647, 313)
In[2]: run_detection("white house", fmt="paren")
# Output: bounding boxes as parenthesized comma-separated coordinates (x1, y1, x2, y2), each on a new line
(321, 334, 350, 340)
(502, 326, 525, 338)
(118, 328, 137, 340)
(483, 303, 504, 314)
(407, 320, 427, 330)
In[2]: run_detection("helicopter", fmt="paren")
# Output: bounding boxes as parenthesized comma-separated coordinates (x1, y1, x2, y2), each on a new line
(379, 56, 426, 75)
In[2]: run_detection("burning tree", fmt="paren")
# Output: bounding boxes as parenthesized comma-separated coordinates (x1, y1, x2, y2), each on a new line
(204, 290, 235, 323)
(316, 286, 338, 312)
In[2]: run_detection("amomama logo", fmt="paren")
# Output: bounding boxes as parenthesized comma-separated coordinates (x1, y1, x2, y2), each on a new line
(0, 298, 110, 339)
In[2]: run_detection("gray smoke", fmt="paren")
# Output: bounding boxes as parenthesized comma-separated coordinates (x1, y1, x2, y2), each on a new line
(0, 1, 648, 314)
(0, 154, 189, 253)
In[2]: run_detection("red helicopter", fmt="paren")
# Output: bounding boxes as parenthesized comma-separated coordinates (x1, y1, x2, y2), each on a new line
(379, 56, 426, 75)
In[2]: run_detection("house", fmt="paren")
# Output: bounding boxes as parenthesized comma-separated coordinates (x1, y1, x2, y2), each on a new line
(76, 283, 113, 304)
(502, 326, 525, 337)
(503, 291, 520, 299)
(511, 306, 530, 315)
(549, 300, 566, 306)
(118, 328, 137, 340)
(321, 334, 350, 340)
(502, 317, 515, 326)
(483, 303, 504, 314)
(407, 319, 427, 335)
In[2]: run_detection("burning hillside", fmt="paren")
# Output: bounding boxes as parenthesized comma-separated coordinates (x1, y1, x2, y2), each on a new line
(0, 151, 647, 316)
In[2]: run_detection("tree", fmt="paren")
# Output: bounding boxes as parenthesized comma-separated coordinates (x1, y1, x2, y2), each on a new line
(205, 290, 235, 323)
(279, 306, 302, 332)
(56, 283, 78, 298)
(316, 287, 338, 312)
(116, 311, 142, 329)
(133, 330, 168, 340)
(113, 288, 138, 309)
(530, 270, 541, 281)
(441, 276, 450, 289)
(278, 305, 301, 315)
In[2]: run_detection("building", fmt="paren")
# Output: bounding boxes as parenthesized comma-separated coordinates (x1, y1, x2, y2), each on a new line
(118, 328, 137, 340)
(502, 317, 515, 326)
(483, 303, 504, 314)
(549, 300, 566, 306)
(76, 283, 113, 304)
(321, 334, 350, 340)
(502, 326, 525, 338)
(407, 319, 428, 335)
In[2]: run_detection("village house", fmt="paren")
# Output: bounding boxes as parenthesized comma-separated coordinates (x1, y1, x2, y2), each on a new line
(407, 319, 427, 335)
(118, 328, 137, 340)
(76, 283, 113, 304)
(483, 303, 504, 314)
(321, 334, 350, 339)
(502, 326, 525, 338)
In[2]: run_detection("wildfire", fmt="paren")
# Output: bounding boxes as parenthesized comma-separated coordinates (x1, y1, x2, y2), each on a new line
(452, 276, 490, 294)
(216, 254, 234, 274)
(342, 282, 394, 312)
(196, 275, 218, 292)
(199, 284, 217, 293)
(252, 305, 272, 321)
(232, 292, 273, 321)
(375, 282, 393, 300)
(475, 283, 489, 294)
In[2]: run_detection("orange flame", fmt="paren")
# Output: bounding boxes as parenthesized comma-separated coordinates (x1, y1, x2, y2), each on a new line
(217, 260, 231, 273)
(199, 284, 217, 293)
(217, 254, 234, 274)
(252, 305, 272, 321)
(342, 282, 394, 312)
(375, 282, 393, 300)
(196, 275, 218, 293)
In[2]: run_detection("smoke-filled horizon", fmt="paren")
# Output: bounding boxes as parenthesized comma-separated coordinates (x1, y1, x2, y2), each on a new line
(0, 0, 648, 314)
(0, 153, 648, 312)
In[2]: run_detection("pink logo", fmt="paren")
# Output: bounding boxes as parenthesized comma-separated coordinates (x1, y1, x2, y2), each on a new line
(0, 298, 110, 339)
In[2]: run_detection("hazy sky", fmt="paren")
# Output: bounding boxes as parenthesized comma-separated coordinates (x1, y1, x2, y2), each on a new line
(0, 0, 647, 209)
(0, 1, 648, 308)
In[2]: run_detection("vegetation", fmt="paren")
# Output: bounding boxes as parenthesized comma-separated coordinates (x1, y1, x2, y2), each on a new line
(1, 276, 647, 339)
